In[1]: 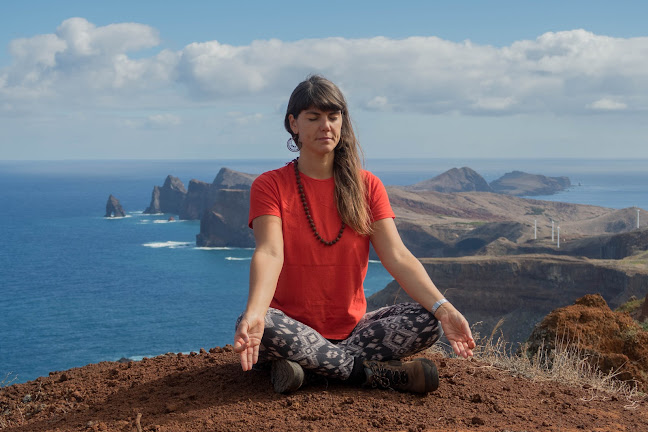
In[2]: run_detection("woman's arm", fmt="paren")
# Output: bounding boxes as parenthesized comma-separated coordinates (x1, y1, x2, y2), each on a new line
(233, 215, 284, 371)
(370, 218, 475, 358)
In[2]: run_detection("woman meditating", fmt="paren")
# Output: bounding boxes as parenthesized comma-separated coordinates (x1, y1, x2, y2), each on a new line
(234, 75, 475, 394)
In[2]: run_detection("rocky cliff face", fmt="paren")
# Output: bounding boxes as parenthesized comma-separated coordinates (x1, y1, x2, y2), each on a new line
(196, 189, 255, 247)
(490, 171, 571, 196)
(180, 179, 214, 220)
(144, 175, 187, 214)
(105, 194, 126, 217)
(408, 167, 493, 193)
(525, 294, 648, 391)
(180, 168, 257, 220)
(500, 227, 648, 260)
(212, 167, 257, 190)
(367, 255, 648, 343)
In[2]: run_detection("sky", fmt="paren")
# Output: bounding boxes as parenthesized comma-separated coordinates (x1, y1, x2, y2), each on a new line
(1, 0, 647, 160)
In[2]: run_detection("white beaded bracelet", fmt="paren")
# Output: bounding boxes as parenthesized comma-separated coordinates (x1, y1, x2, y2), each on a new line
(431, 298, 449, 314)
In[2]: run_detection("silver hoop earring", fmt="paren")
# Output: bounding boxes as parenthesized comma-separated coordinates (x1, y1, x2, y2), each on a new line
(287, 137, 299, 152)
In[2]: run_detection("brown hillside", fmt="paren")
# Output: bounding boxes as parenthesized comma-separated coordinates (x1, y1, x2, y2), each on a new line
(1, 347, 647, 431)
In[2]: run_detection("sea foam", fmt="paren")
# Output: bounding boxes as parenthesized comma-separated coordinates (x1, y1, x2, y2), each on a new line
(142, 241, 193, 249)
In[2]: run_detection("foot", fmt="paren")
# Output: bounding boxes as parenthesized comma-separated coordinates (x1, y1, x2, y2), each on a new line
(271, 359, 305, 394)
(363, 358, 439, 394)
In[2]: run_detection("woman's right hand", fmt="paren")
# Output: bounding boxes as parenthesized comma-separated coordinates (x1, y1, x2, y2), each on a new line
(233, 314, 265, 371)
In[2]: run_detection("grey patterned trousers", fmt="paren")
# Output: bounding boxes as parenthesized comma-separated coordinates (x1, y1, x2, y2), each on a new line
(237, 302, 443, 380)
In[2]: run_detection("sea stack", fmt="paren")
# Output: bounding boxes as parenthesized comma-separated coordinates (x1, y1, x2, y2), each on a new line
(105, 195, 126, 217)
(144, 175, 187, 214)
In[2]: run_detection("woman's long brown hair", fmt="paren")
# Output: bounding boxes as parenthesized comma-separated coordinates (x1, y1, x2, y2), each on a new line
(284, 75, 373, 236)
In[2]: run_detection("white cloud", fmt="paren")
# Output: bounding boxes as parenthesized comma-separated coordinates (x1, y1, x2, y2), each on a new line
(2, 20, 648, 118)
(366, 96, 390, 110)
(586, 98, 628, 111)
(123, 113, 181, 129)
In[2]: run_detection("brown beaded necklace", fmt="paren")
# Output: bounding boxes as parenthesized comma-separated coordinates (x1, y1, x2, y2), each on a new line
(292, 158, 345, 246)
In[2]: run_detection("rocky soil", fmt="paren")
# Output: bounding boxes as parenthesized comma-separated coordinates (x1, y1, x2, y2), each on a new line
(1, 346, 647, 432)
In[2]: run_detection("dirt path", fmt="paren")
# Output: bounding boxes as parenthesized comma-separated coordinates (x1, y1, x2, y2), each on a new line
(1, 347, 646, 431)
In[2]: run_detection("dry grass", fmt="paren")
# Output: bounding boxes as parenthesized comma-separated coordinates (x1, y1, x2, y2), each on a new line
(432, 321, 643, 407)
(0, 372, 17, 389)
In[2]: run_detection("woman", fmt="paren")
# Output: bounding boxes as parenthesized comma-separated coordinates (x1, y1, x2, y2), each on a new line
(234, 75, 475, 394)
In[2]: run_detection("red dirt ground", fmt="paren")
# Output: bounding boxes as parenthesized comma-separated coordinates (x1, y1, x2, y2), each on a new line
(1, 346, 647, 432)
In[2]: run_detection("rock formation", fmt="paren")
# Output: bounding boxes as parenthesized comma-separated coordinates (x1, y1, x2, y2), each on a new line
(105, 194, 126, 217)
(525, 294, 648, 391)
(196, 189, 255, 247)
(144, 175, 187, 214)
(407, 167, 493, 193)
(212, 167, 257, 190)
(367, 254, 648, 343)
(490, 171, 571, 196)
(180, 168, 257, 220)
(180, 179, 213, 220)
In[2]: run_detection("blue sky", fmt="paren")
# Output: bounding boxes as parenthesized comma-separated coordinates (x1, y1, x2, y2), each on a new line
(1, 1, 647, 160)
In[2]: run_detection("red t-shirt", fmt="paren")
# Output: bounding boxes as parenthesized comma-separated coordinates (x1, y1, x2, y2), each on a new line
(248, 162, 395, 339)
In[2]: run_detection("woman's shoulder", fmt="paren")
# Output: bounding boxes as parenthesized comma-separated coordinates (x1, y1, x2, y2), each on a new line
(252, 163, 293, 188)
(361, 169, 385, 186)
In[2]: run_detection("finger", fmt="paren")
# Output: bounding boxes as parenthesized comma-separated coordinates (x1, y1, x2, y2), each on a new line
(452, 340, 469, 359)
(233, 337, 248, 353)
(240, 351, 249, 371)
(247, 347, 254, 370)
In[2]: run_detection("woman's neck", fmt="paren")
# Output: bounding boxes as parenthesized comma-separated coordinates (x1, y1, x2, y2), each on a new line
(297, 151, 334, 179)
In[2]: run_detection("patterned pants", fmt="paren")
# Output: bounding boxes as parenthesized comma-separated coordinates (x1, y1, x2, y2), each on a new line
(236, 302, 443, 380)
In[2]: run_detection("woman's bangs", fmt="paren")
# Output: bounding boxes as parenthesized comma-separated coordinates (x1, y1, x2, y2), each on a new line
(296, 87, 344, 114)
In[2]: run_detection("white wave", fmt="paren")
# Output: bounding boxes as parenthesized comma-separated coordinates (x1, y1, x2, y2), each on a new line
(153, 219, 186, 224)
(225, 256, 252, 261)
(142, 241, 193, 249)
(368, 259, 382, 264)
(194, 246, 255, 251)
(104, 214, 132, 219)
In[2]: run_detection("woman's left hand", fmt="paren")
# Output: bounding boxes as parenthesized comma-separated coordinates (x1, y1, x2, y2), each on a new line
(434, 304, 475, 358)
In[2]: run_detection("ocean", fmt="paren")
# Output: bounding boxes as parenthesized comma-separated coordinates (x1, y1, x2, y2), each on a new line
(1, 158, 647, 384)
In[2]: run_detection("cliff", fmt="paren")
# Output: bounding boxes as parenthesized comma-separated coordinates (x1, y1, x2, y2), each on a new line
(143, 175, 187, 215)
(407, 167, 493, 193)
(367, 254, 648, 343)
(212, 167, 257, 190)
(490, 170, 571, 196)
(196, 189, 255, 248)
(104, 195, 126, 218)
(181, 168, 257, 220)
(179, 179, 213, 220)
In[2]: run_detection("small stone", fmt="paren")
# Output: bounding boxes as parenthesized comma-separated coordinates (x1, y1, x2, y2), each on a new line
(71, 390, 84, 402)
(199, 348, 207, 354)
(471, 416, 485, 425)
(22, 394, 32, 403)
(470, 394, 483, 403)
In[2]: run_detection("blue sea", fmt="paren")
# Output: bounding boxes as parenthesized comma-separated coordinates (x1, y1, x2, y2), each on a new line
(1, 158, 647, 384)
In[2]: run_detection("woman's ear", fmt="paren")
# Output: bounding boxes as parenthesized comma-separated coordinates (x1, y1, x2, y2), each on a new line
(289, 114, 298, 135)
